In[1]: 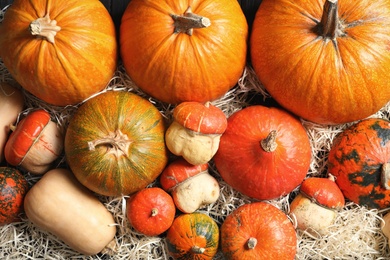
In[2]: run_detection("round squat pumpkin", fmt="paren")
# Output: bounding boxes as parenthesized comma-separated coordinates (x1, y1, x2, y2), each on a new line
(64, 91, 168, 197)
(120, 0, 248, 104)
(220, 202, 297, 260)
(250, 0, 390, 124)
(0, 0, 117, 106)
(166, 212, 219, 260)
(214, 105, 311, 200)
(0, 167, 29, 225)
(328, 118, 390, 209)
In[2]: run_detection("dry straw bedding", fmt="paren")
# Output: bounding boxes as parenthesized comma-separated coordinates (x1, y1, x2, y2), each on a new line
(1, 58, 390, 259)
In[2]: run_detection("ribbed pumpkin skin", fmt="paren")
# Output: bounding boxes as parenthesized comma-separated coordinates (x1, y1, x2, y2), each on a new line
(328, 118, 390, 209)
(214, 105, 311, 200)
(120, 0, 248, 104)
(0, 0, 117, 106)
(64, 91, 168, 197)
(0, 167, 29, 225)
(166, 212, 219, 260)
(250, 0, 390, 124)
(221, 202, 297, 260)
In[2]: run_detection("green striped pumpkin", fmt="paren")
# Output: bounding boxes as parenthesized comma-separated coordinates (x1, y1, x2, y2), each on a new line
(64, 90, 168, 197)
(166, 212, 219, 260)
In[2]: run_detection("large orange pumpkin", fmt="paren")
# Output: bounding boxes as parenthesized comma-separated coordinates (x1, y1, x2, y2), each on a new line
(0, 0, 117, 106)
(64, 90, 168, 197)
(120, 0, 248, 104)
(250, 0, 390, 124)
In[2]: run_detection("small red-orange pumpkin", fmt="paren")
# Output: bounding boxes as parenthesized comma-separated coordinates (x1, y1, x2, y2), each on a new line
(221, 202, 297, 259)
(120, 0, 248, 104)
(126, 187, 176, 236)
(0, 0, 117, 106)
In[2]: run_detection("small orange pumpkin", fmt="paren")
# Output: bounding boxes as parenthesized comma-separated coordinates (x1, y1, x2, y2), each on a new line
(166, 212, 219, 260)
(120, 0, 248, 104)
(220, 202, 297, 260)
(0, 0, 117, 106)
(328, 118, 390, 209)
(126, 187, 176, 237)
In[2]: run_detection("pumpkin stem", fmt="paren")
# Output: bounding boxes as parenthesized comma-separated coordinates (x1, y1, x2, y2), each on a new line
(29, 14, 61, 44)
(246, 237, 258, 250)
(191, 245, 206, 254)
(171, 6, 211, 36)
(88, 129, 132, 157)
(318, 0, 342, 39)
(381, 163, 390, 190)
(151, 208, 159, 217)
(260, 130, 277, 152)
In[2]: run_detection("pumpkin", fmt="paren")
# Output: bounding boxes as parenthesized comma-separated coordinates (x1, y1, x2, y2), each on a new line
(160, 158, 220, 213)
(5, 109, 64, 174)
(289, 174, 345, 236)
(327, 118, 390, 209)
(120, 0, 248, 104)
(0, 167, 29, 225)
(126, 187, 176, 237)
(0, 82, 24, 163)
(165, 101, 227, 165)
(166, 212, 219, 260)
(220, 202, 297, 260)
(24, 168, 117, 255)
(214, 105, 311, 200)
(0, 0, 117, 106)
(381, 212, 390, 248)
(64, 90, 168, 197)
(250, 0, 390, 124)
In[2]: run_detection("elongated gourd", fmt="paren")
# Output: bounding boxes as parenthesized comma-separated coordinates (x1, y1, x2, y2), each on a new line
(24, 168, 117, 255)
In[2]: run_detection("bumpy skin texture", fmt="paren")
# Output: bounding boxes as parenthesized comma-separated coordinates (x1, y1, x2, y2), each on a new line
(251, 0, 390, 124)
(120, 0, 248, 104)
(0, 0, 117, 106)
(328, 118, 390, 209)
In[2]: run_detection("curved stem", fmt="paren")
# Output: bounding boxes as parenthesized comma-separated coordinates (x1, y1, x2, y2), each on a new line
(319, 0, 339, 39)
(260, 130, 277, 152)
(88, 129, 131, 157)
(29, 14, 61, 44)
(171, 7, 211, 36)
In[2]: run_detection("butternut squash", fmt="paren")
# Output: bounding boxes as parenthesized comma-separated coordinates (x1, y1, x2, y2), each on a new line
(24, 168, 117, 255)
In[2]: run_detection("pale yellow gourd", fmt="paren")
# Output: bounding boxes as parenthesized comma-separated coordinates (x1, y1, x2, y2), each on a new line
(24, 168, 117, 255)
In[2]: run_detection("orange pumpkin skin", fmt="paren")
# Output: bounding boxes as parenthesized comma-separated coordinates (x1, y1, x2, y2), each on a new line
(250, 0, 390, 124)
(221, 202, 297, 260)
(126, 187, 176, 237)
(328, 118, 390, 209)
(120, 0, 248, 104)
(166, 212, 219, 260)
(214, 105, 311, 200)
(0, 167, 29, 225)
(0, 0, 117, 106)
(64, 91, 168, 197)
